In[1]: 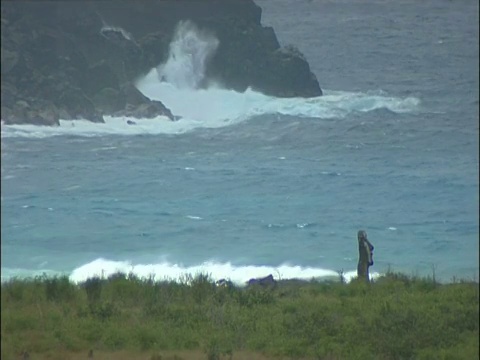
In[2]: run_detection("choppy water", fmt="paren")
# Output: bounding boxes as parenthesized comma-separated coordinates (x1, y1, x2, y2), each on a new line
(1, 0, 478, 284)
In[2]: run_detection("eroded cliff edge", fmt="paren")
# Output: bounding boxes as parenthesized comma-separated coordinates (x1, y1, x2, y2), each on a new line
(1, 0, 322, 126)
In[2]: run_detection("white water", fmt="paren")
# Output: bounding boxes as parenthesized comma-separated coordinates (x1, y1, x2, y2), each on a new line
(157, 20, 219, 89)
(1, 259, 381, 285)
(2, 0, 478, 287)
(0, 82, 420, 139)
(67, 258, 380, 285)
(0, 19, 420, 140)
(0, 19, 415, 285)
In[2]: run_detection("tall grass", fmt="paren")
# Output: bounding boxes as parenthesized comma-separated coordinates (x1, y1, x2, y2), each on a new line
(1, 271, 478, 359)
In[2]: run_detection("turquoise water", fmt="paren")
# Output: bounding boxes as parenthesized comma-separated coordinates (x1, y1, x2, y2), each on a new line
(1, 0, 478, 284)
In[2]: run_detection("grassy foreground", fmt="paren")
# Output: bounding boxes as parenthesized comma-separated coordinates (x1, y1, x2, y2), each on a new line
(1, 272, 478, 360)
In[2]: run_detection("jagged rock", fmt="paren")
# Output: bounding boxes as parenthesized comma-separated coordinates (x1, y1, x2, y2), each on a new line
(203, 19, 321, 97)
(10, 100, 30, 123)
(1, 106, 13, 121)
(121, 83, 151, 107)
(1, 0, 322, 126)
(5, 99, 60, 126)
(1, 81, 17, 108)
(113, 83, 175, 120)
(0, 49, 19, 75)
(138, 30, 171, 72)
(82, 62, 121, 99)
(92, 87, 125, 114)
(117, 103, 170, 120)
(56, 86, 104, 123)
(247, 274, 276, 287)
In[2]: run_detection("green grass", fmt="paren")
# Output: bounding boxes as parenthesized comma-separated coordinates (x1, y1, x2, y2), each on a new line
(1, 271, 478, 360)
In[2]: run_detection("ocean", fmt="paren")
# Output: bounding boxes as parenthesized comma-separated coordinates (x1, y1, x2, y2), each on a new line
(1, 0, 478, 284)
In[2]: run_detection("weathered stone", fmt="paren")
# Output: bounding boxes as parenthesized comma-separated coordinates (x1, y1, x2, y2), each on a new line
(247, 274, 276, 287)
(6, 99, 60, 126)
(34, 101, 61, 126)
(92, 87, 125, 114)
(11, 100, 30, 122)
(1, 81, 17, 108)
(116, 102, 172, 120)
(56, 86, 104, 123)
(121, 82, 150, 107)
(1, 107, 13, 122)
(1, 49, 19, 75)
(357, 230, 374, 282)
(82, 62, 121, 98)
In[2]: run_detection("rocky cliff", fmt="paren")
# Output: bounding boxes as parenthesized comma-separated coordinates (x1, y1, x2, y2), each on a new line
(1, 0, 322, 126)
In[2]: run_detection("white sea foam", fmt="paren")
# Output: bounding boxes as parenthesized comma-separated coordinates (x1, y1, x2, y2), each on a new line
(64, 258, 380, 285)
(1, 259, 381, 284)
(0, 85, 421, 139)
(0, 19, 420, 140)
(157, 20, 219, 89)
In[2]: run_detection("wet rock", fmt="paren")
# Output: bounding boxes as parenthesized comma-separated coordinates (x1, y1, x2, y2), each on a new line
(82, 61, 121, 99)
(0, 49, 19, 75)
(1, 0, 321, 126)
(56, 86, 104, 123)
(92, 87, 125, 115)
(113, 83, 175, 120)
(247, 274, 276, 287)
(5, 99, 60, 126)
(1, 81, 17, 108)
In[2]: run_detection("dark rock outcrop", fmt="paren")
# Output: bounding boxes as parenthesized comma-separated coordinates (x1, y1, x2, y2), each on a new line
(247, 274, 277, 287)
(1, 0, 322, 126)
(215, 279, 234, 288)
(112, 83, 175, 120)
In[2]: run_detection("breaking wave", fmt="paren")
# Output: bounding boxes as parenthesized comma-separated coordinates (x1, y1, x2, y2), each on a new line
(157, 20, 219, 89)
(1, 19, 420, 139)
(2, 258, 381, 285)
(1, 84, 420, 139)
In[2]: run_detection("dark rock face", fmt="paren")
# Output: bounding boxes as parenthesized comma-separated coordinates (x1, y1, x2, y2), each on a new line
(215, 279, 234, 288)
(247, 274, 277, 287)
(112, 83, 175, 120)
(1, 0, 322, 126)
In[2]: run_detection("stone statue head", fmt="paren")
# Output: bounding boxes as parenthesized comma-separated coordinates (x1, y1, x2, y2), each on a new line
(358, 230, 368, 242)
(357, 229, 373, 266)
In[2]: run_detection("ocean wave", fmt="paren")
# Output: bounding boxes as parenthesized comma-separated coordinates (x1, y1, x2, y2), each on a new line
(1, 75, 420, 139)
(0, 8, 421, 140)
(1, 258, 382, 285)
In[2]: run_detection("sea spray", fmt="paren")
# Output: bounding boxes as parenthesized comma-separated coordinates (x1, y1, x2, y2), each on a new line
(65, 258, 381, 285)
(157, 20, 219, 89)
(1, 89, 421, 139)
(0, 22, 421, 138)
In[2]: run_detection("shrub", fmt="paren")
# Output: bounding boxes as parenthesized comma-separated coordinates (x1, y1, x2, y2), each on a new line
(44, 276, 76, 302)
(1, 272, 478, 359)
(83, 276, 103, 304)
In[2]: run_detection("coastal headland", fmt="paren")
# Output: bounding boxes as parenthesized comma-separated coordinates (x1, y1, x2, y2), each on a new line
(1, 0, 322, 126)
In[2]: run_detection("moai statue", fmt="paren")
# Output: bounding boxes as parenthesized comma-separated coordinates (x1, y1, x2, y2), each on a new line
(357, 230, 374, 282)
